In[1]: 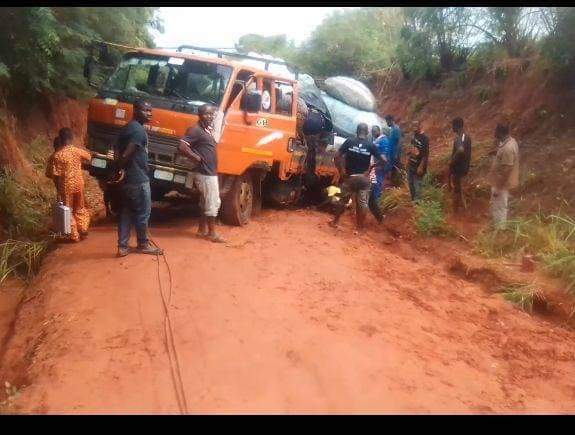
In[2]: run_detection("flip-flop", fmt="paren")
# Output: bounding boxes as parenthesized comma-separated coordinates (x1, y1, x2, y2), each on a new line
(208, 235, 227, 243)
(196, 232, 208, 238)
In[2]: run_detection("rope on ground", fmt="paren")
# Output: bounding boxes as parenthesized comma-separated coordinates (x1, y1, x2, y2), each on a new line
(148, 231, 189, 415)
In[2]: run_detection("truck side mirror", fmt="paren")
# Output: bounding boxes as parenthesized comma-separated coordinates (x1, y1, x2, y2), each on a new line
(240, 91, 262, 113)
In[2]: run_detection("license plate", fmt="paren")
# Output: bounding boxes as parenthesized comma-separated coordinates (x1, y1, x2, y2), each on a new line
(91, 158, 107, 169)
(154, 169, 174, 182)
(173, 174, 186, 184)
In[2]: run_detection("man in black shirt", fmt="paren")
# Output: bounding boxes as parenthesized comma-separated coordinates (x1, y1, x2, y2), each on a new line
(449, 117, 472, 213)
(330, 123, 387, 232)
(115, 99, 163, 257)
(179, 104, 225, 243)
(406, 120, 429, 201)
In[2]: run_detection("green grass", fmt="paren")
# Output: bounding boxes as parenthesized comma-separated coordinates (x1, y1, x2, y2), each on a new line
(413, 174, 452, 237)
(0, 167, 55, 284)
(0, 169, 55, 240)
(415, 200, 451, 236)
(502, 282, 544, 314)
(0, 239, 48, 284)
(24, 136, 51, 171)
(475, 213, 575, 293)
(544, 250, 575, 293)
(378, 187, 409, 213)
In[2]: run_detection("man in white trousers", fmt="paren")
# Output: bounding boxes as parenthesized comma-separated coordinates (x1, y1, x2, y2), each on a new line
(489, 121, 520, 228)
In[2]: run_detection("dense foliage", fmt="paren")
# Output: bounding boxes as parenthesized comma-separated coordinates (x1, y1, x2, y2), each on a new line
(236, 7, 575, 82)
(0, 7, 162, 100)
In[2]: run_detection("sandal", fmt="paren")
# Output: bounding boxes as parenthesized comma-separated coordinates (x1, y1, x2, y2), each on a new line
(207, 234, 226, 244)
(137, 244, 164, 255)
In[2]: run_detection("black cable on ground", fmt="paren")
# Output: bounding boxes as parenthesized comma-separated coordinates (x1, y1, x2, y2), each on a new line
(148, 231, 189, 415)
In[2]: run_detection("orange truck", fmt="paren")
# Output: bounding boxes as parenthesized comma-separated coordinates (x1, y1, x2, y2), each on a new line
(84, 44, 339, 225)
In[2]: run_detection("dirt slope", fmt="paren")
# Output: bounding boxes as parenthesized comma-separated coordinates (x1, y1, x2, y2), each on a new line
(374, 57, 575, 215)
(1, 209, 575, 414)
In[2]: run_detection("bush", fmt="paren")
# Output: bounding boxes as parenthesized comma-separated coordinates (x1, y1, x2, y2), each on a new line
(378, 187, 410, 213)
(476, 86, 494, 103)
(0, 169, 55, 284)
(502, 282, 546, 314)
(414, 174, 451, 236)
(475, 214, 575, 292)
(0, 169, 55, 240)
(409, 97, 427, 114)
(543, 7, 575, 80)
(415, 200, 450, 236)
(0, 239, 48, 284)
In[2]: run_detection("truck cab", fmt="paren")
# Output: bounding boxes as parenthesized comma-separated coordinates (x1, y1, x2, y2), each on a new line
(85, 45, 339, 225)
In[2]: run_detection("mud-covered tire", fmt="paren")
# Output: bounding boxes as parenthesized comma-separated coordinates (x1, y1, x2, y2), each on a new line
(220, 175, 253, 226)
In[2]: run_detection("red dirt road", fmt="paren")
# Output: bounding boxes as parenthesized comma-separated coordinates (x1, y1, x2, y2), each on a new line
(2, 209, 575, 414)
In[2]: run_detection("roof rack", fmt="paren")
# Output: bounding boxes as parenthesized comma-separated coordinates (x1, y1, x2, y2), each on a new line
(177, 45, 299, 79)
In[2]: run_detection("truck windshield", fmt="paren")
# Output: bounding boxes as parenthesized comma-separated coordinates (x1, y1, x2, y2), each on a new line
(102, 55, 233, 108)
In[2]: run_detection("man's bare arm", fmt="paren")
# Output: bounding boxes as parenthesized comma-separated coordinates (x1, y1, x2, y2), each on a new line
(178, 139, 202, 163)
(116, 142, 137, 169)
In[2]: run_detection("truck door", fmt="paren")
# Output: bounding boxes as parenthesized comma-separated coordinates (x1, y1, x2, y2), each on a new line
(218, 74, 297, 179)
(273, 81, 306, 175)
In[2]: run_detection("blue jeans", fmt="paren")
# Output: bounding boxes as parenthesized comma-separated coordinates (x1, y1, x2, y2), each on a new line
(371, 167, 385, 201)
(118, 182, 151, 248)
(408, 169, 422, 201)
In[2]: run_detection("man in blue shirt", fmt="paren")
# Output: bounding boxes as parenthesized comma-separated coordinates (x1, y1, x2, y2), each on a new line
(114, 99, 163, 257)
(372, 127, 392, 200)
(385, 114, 402, 184)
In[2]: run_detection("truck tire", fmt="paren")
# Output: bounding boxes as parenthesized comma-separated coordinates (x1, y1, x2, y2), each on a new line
(220, 175, 253, 226)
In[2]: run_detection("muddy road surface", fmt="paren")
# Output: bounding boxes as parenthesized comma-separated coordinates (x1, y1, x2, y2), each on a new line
(2, 208, 575, 414)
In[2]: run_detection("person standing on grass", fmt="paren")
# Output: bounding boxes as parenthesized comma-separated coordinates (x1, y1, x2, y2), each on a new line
(385, 114, 402, 185)
(330, 123, 387, 232)
(179, 104, 226, 243)
(489, 121, 520, 228)
(406, 120, 429, 202)
(449, 117, 472, 214)
(46, 128, 92, 242)
(115, 99, 163, 257)
(368, 125, 384, 221)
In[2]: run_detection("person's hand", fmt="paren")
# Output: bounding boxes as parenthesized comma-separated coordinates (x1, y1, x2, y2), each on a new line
(417, 167, 425, 178)
(447, 174, 453, 191)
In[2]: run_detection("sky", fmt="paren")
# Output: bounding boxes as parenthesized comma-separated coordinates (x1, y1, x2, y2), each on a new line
(152, 7, 355, 49)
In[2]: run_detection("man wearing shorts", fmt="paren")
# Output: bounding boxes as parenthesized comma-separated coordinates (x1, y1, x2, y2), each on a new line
(330, 123, 387, 232)
(179, 104, 225, 243)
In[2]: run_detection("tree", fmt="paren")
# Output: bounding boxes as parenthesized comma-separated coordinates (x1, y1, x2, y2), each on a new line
(235, 34, 297, 62)
(543, 7, 575, 78)
(0, 7, 162, 100)
(297, 7, 402, 79)
(400, 7, 473, 75)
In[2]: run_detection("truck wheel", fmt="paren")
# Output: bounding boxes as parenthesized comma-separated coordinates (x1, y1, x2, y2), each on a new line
(220, 175, 253, 226)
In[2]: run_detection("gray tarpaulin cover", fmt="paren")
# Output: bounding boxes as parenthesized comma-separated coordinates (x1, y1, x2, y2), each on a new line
(323, 76, 377, 112)
(321, 92, 385, 138)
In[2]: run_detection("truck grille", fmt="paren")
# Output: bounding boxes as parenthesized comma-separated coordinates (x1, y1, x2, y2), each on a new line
(87, 122, 196, 170)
